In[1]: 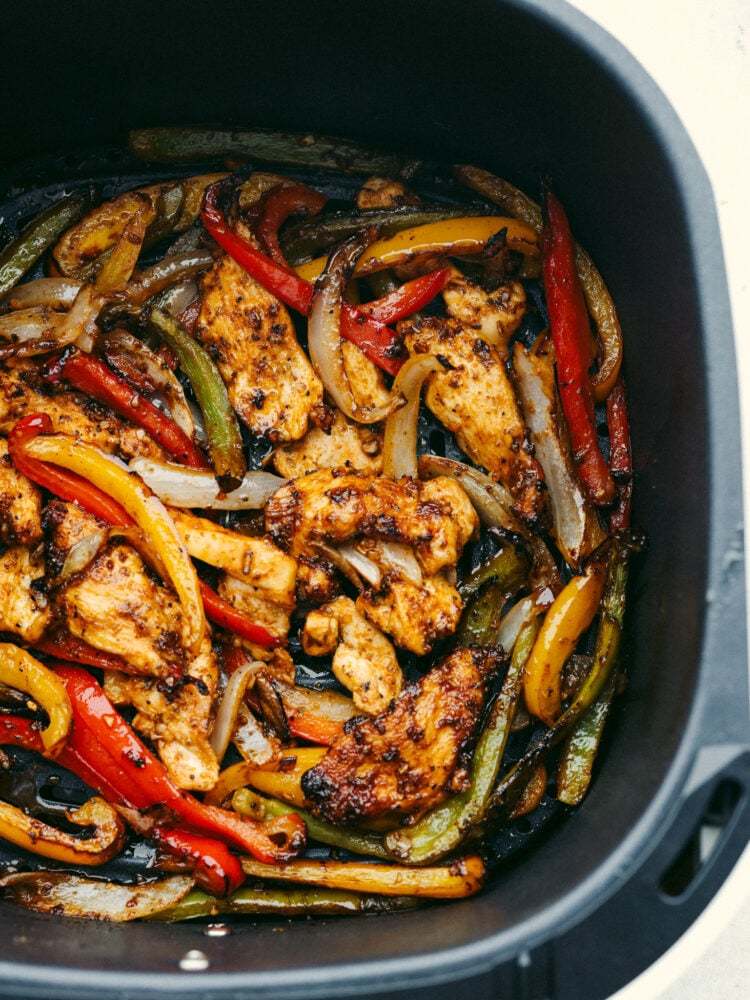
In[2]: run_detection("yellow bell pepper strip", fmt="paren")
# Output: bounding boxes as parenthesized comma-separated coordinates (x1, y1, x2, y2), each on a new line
(522, 552, 608, 726)
(454, 164, 622, 400)
(0, 643, 71, 757)
(21, 426, 206, 652)
(487, 531, 642, 821)
(148, 884, 420, 921)
(542, 184, 616, 507)
(386, 616, 539, 865)
(232, 787, 390, 860)
(0, 189, 92, 297)
(0, 795, 126, 867)
(295, 215, 541, 282)
(240, 746, 327, 808)
(239, 854, 486, 899)
(146, 306, 247, 492)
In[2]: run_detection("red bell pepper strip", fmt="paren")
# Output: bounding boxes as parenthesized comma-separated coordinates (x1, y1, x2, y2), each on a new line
(606, 376, 633, 531)
(542, 184, 616, 506)
(151, 825, 244, 896)
(199, 581, 283, 649)
(42, 349, 209, 470)
(361, 267, 452, 323)
(8, 414, 132, 525)
(33, 626, 134, 674)
(201, 182, 408, 376)
(0, 716, 44, 752)
(257, 182, 329, 267)
(53, 664, 305, 864)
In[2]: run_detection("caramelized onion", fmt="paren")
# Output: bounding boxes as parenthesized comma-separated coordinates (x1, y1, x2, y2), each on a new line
(382, 354, 444, 479)
(129, 457, 286, 510)
(210, 658, 264, 761)
(308, 230, 404, 424)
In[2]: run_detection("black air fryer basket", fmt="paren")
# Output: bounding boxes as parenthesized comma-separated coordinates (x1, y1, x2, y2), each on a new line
(0, 1, 747, 997)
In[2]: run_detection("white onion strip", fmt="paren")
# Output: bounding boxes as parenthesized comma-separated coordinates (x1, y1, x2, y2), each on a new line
(129, 457, 286, 510)
(308, 232, 404, 425)
(210, 659, 264, 760)
(2, 277, 81, 311)
(514, 341, 605, 569)
(382, 354, 444, 479)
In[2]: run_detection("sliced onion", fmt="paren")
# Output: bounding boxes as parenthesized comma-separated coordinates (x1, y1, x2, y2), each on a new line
(231, 702, 277, 765)
(3, 277, 82, 311)
(0, 872, 194, 921)
(0, 305, 61, 344)
(67, 283, 105, 353)
(103, 328, 195, 438)
(496, 590, 553, 653)
(210, 658, 264, 760)
(308, 231, 404, 425)
(129, 457, 286, 509)
(382, 354, 444, 479)
(419, 453, 562, 593)
(158, 277, 201, 318)
(333, 542, 383, 587)
(59, 528, 109, 580)
(363, 539, 423, 585)
(514, 340, 605, 569)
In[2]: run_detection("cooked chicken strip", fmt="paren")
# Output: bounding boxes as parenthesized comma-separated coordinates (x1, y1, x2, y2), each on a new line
(0, 363, 166, 461)
(356, 571, 463, 656)
(46, 501, 187, 677)
(103, 634, 219, 792)
(0, 546, 52, 642)
(272, 409, 383, 478)
(442, 267, 527, 359)
(0, 437, 43, 546)
(401, 315, 548, 528)
(302, 596, 402, 714)
(341, 339, 391, 410)
(217, 572, 292, 641)
(301, 646, 499, 825)
(194, 255, 324, 442)
(169, 509, 297, 609)
(266, 469, 477, 604)
(356, 177, 420, 210)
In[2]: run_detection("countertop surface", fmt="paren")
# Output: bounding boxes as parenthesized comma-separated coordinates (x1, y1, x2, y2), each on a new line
(568, 2, 750, 998)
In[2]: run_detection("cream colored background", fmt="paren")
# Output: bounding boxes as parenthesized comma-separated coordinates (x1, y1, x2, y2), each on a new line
(567, 2, 750, 997)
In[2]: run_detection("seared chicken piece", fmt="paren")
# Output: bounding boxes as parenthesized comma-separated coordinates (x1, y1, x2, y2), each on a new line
(0, 437, 43, 546)
(0, 546, 52, 642)
(273, 409, 383, 478)
(401, 316, 548, 528)
(266, 469, 477, 588)
(47, 502, 187, 677)
(356, 177, 420, 210)
(194, 255, 324, 443)
(442, 267, 527, 359)
(341, 339, 391, 411)
(103, 634, 219, 791)
(218, 572, 292, 641)
(356, 571, 463, 657)
(301, 646, 499, 825)
(0, 363, 166, 462)
(302, 596, 402, 714)
(170, 509, 297, 610)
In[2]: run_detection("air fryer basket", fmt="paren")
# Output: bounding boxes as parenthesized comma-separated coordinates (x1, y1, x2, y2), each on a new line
(0, 1, 747, 998)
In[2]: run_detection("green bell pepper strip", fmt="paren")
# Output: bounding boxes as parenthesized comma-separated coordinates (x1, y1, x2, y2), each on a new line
(128, 126, 421, 178)
(385, 616, 540, 865)
(556, 671, 617, 806)
(146, 306, 247, 492)
(454, 541, 532, 647)
(0, 190, 92, 297)
(232, 787, 389, 860)
(485, 531, 641, 821)
(147, 884, 420, 921)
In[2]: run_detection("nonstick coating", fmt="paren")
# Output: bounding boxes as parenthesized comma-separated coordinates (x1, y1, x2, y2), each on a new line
(0, 1, 746, 998)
